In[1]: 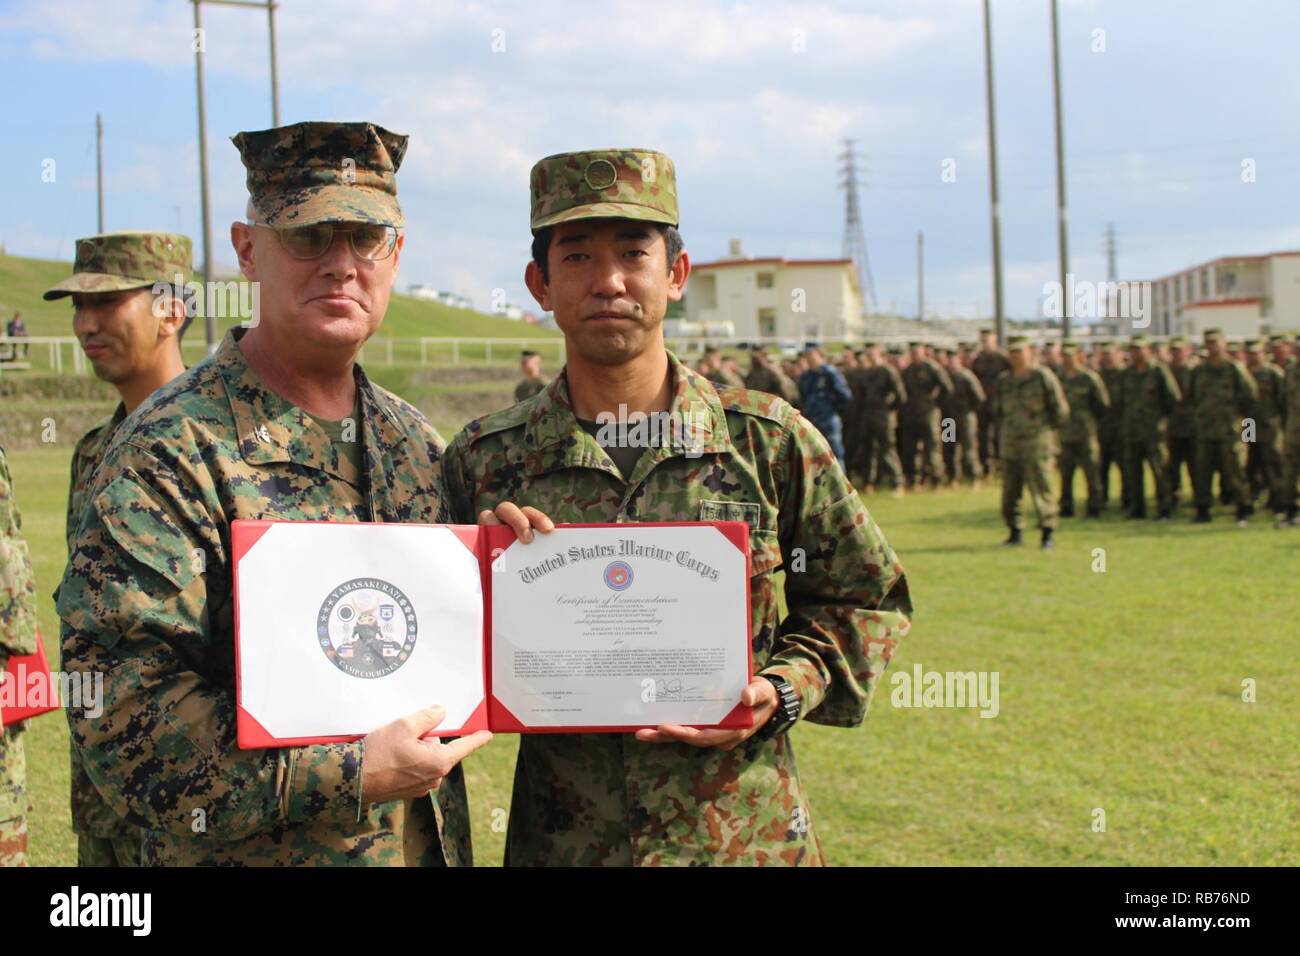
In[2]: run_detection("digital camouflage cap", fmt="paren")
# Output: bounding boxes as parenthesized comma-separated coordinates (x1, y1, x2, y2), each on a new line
(44, 231, 192, 300)
(530, 149, 678, 232)
(232, 121, 408, 227)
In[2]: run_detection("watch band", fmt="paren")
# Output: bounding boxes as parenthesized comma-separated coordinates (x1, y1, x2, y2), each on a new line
(759, 674, 800, 738)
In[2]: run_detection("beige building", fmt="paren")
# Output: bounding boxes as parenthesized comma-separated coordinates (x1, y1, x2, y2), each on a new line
(684, 240, 865, 341)
(1138, 250, 1300, 339)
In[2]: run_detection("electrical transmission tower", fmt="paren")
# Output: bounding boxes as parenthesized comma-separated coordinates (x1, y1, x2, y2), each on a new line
(838, 139, 876, 314)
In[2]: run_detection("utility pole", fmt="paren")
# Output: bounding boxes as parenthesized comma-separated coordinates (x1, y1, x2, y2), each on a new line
(838, 139, 877, 315)
(1050, 0, 1071, 338)
(981, 0, 1006, 345)
(95, 113, 104, 234)
(1104, 221, 1117, 282)
(193, 0, 215, 351)
(917, 230, 925, 321)
(191, 0, 282, 352)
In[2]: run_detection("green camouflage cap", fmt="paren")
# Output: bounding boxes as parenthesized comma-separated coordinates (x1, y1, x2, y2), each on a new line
(44, 231, 192, 300)
(1244, 339, 1263, 352)
(1129, 335, 1150, 347)
(1203, 327, 1224, 343)
(232, 121, 408, 227)
(1267, 334, 1287, 345)
(1169, 336, 1188, 347)
(1060, 340, 1078, 355)
(1007, 335, 1029, 351)
(529, 149, 678, 232)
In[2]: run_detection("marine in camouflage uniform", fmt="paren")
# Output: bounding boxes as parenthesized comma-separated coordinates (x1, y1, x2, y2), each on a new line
(969, 330, 1011, 477)
(1244, 341, 1286, 512)
(515, 349, 548, 403)
(743, 347, 800, 407)
(1, 447, 39, 867)
(1096, 342, 1130, 512)
(1278, 355, 1300, 525)
(45, 229, 197, 867)
(1056, 342, 1110, 518)
(937, 349, 985, 485)
(1164, 338, 1197, 511)
(899, 344, 954, 489)
(854, 343, 907, 492)
(1118, 337, 1181, 519)
(993, 337, 1069, 548)
(444, 147, 912, 866)
(56, 122, 471, 866)
(1187, 328, 1258, 523)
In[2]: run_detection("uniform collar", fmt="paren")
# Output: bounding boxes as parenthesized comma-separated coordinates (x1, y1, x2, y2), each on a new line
(213, 328, 408, 484)
(521, 349, 734, 480)
(77, 402, 128, 462)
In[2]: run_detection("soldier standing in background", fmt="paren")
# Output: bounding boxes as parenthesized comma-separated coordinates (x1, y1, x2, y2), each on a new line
(938, 348, 985, 487)
(744, 345, 800, 406)
(1164, 337, 1197, 512)
(899, 342, 953, 490)
(838, 347, 864, 476)
(1277, 345, 1300, 527)
(444, 146, 912, 866)
(1269, 333, 1294, 372)
(970, 328, 1011, 478)
(0, 447, 39, 867)
(993, 336, 1068, 549)
(856, 342, 908, 495)
(42, 230, 195, 866)
(515, 349, 548, 402)
(1188, 328, 1258, 525)
(1119, 336, 1181, 521)
(1096, 340, 1129, 513)
(698, 344, 745, 389)
(1057, 341, 1110, 518)
(1244, 340, 1286, 514)
(798, 345, 854, 465)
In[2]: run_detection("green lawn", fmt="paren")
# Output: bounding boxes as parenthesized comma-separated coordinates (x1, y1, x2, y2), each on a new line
(7, 444, 1297, 865)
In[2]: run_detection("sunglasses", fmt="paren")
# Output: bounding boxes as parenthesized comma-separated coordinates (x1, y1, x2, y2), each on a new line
(248, 220, 399, 261)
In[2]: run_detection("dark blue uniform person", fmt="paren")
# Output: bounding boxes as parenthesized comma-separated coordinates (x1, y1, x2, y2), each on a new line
(798, 346, 854, 464)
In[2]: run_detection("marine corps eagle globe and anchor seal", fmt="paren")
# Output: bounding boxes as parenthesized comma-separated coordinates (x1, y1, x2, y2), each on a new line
(318, 578, 418, 678)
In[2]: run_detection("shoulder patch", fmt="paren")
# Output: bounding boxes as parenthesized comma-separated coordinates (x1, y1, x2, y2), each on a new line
(461, 394, 537, 444)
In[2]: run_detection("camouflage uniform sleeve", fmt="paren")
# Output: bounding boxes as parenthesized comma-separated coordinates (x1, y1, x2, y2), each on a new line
(890, 367, 909, 407)
(1092, 372, 1111, 414)
(763, 412, 912, 726)
(57, 446, 365, 837)
(1236, 363, 1260, 412)
(967, 370, 986, 405)
(1043, 368, 1069, 427)
(934, 363, 954, 398)
(1161, 364, 1182, 410)
(0, 453, 39, 668)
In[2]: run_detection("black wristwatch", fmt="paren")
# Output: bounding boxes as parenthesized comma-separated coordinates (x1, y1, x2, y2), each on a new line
(758, 675, 800, 739)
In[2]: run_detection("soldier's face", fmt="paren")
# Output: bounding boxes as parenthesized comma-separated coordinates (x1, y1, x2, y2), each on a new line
(526, 218, 689, 366)
(1009, 348, 1028, 371)
(521, 355, 541, 377)
(232, 220, 403, 355)
(71, 288, 181, 385)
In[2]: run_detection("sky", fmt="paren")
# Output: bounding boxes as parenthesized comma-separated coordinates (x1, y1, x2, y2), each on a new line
(1, 0, 1298, 322)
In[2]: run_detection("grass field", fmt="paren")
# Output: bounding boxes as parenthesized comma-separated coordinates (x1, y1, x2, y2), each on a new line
(6, 441, 1298, 866)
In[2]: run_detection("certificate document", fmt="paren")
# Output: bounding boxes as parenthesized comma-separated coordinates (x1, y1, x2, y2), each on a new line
(232, 520, 751, 747)
(487, 524, 753, 732)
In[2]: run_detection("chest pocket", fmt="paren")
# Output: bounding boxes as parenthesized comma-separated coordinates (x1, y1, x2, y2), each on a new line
(698, 499, 781, 575)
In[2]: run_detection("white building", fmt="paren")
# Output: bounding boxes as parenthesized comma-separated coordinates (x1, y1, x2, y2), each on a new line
(1139, 250, 1300, 339)
(684, 240, 865, 342)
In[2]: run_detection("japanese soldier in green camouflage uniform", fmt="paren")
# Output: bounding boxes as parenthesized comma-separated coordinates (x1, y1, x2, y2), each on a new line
(1056, 341, 1110, 518)
(43, 230, 194, 866)
(57, 121, 547, 866)
(1277, 340, 1300, 527)
(1, 447, 39, 867)
(993, 336, 1069, 549)
(899, 342, 953, 489)
(1187, 328, 1258, 524)
(969, 328, 1010, 477)
(443, 148, 913, 866)
(1118, 336, 1181, 520)
(1095, 340, 1130, 513)
(854, 341, 907, 494)
(1243, 340, 1286, 514)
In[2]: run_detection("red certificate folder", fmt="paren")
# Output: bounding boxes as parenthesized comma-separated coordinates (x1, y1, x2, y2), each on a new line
(0, 631, 60, 727)
(233, 521, 753, 749)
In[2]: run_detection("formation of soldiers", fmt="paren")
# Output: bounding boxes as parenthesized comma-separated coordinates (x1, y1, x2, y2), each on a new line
(1, 127, 911, 867)
(724, 327, 1300, 548)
